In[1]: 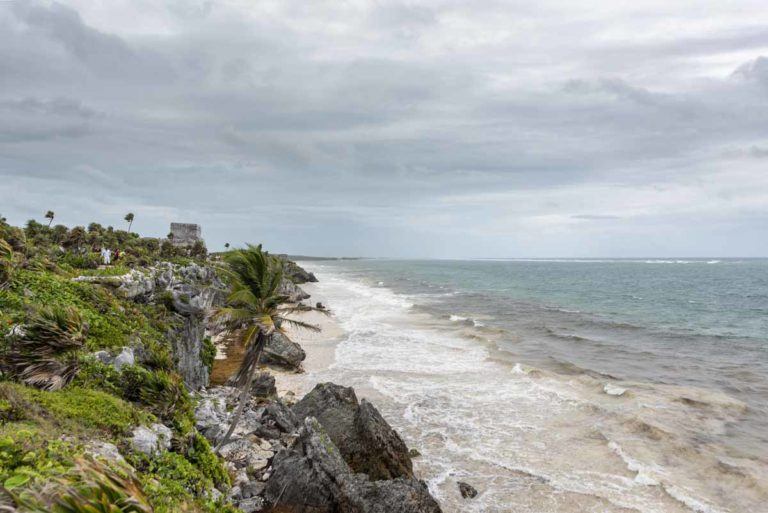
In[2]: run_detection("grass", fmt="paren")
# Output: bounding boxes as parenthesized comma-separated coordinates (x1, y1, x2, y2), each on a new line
(1, 383, 154, 436)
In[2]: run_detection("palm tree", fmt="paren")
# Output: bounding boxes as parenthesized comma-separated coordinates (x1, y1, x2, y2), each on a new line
(213, 245, 325, 452)
(124, 213, 135, 233)
(45, 211, 55, 227)
(1, 305, 87, 390)
(224, 242, 230, 249)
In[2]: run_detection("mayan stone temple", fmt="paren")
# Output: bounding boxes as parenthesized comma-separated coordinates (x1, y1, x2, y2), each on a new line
(169, 222, 202, 246)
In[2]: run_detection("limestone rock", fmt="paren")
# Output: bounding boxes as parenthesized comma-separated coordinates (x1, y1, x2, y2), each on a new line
(226, 371, 276, 399)
(279, 277, 310, 303)
(129, 423, 172, 456)
(292, 383, 414, 480)
(88, 441, 125, 465)
(352, 399, 413, 480)
(112, 347, 135, 371)
(264, 418, 441, 513)
(277, 256, 318, 284)
(218, 438, 272, 471)
(261, 332, 306, 370)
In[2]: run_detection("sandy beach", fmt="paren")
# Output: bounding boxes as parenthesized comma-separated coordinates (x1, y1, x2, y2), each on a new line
(212, 281, 347, 398)
(271, 282, 346, 397)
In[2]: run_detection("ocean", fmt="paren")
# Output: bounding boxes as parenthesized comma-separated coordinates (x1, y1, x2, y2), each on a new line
(296, 258, 768, 513)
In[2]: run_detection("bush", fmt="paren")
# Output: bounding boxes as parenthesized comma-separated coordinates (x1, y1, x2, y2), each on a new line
(48, 458, 153, 513)
(2, 305, 87, 391)
(7, 384, 153, 436)
(59, 251, 102, 270)
(200, 337, 216, 373)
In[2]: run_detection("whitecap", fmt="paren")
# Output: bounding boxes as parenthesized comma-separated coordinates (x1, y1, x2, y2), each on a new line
(603, 384, 627, 396)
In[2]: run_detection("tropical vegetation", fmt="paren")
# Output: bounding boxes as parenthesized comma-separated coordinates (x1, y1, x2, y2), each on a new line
(212, 244, 325, 451)
(0, 215, 233, 512)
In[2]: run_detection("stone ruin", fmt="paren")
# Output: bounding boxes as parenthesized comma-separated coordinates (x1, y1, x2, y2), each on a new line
(169, 223, 202, 246)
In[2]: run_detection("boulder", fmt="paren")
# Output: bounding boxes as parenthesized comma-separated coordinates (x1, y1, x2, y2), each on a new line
(263, 418, 441, 513)
(88, 441, 125, 465)
(342, 476, 442, 513)
(458, 482, 477, 499)
(218, 438, 272, 471)
(279, 277, 310, 303)
(129, 423, 172, 456)
(352, 400, 413, 480)
(226, 371, 276, 399)
(171, 312, 209, 390)
(277, 257, 319, 284)
(112, 347, 135, 371)
(261, 332, 306, 370)
(292, 383, 414, 480)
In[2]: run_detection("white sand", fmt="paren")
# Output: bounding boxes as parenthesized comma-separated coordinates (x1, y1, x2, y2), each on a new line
(272, 282, 346, 398)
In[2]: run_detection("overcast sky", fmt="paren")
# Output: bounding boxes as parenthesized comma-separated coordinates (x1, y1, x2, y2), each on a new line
(1, 0, 768, 257)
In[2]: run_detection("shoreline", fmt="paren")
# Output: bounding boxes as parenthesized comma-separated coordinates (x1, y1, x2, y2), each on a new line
(271, 282, 346, 398)
(280, 260, 768, 513)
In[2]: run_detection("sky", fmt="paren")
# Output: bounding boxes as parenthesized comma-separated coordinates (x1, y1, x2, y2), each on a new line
(1, 0, 768, 258)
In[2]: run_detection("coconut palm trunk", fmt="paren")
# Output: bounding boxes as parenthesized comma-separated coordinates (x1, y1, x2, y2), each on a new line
(215, 329, 266, 452)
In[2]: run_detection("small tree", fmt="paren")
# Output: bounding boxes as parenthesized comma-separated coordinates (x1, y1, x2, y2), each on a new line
(224, 243, 230, 249)
(124, 213, 135, 233)
(45, 211, 55, 227)
(213, 245, 327, 451)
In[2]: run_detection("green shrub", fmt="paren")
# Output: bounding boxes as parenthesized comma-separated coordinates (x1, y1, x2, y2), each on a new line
(200, 337, 216, 373)
(2, 305, 87, 390)
(132, 450, 234, 513)
(0, 429, 80, 495)
(8, 384, 153, 435)
(58, 251, 102, 270)
(47, 458, 152, 513)
(186, 433, 229, 488)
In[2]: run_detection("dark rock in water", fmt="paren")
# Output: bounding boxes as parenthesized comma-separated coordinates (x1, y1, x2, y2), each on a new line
(264, 418, 441, 513)
(408, 448, 421, 458)
(316, 302, 325, 310)
(226, 371, 277, 399)
(458, 482, 477, 499)
(260, 332, 306, 370)
(292, 383, 414, 480)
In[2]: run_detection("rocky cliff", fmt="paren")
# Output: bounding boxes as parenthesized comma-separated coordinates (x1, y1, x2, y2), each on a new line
(74, 262, 227, 390)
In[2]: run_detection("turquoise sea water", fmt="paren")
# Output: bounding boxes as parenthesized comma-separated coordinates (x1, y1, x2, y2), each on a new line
(312, 258, 768, 456)
(299, 258, 768, 512)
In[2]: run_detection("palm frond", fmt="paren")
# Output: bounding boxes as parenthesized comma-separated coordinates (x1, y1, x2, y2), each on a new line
(1, 306, 86, 390)
(276, 317, 321, 333)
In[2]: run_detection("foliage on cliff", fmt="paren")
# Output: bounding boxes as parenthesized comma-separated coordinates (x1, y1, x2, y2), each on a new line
(0, 217, 234, 512)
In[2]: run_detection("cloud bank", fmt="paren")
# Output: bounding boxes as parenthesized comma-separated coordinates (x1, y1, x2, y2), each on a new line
(1, 0, 768, 257)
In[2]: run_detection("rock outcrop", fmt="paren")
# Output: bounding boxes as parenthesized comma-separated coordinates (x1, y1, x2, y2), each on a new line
(129, 423, 173, 456)
(75, 262, 226, 390)
(458, 482, 478, 499)
(194, 382, 441, 513)
(277, 256, 318, 284)
(292, 383, 414, 480)
(261, 332, 306, 370)
(279, 276, 310, 303)
(263, 418, 441, 513)
(226, 371, 277, 399)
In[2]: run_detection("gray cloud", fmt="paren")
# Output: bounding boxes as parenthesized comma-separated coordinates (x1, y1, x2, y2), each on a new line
(0, 0, 767, 257)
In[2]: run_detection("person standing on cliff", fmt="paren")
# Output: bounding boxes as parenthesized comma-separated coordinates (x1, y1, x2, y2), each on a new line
(101, 247, 112, 265)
